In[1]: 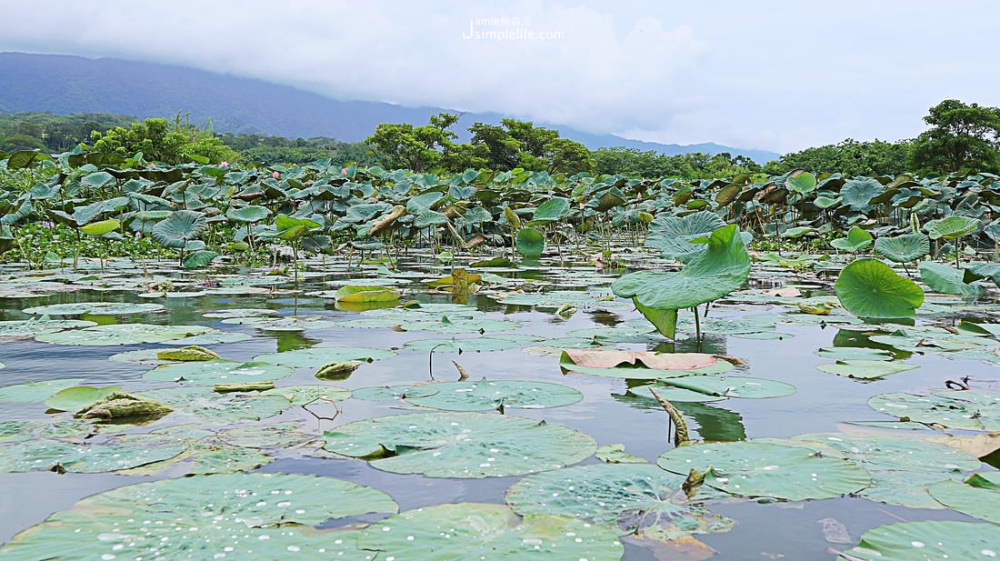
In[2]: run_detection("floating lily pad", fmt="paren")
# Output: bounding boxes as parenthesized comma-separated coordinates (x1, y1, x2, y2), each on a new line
(868, 389, 1000, 431)
(631, 376, 796, 401)
(351, 383, 440, 401)
(0, 473, 398, 560)
(144, 360, 294, 385)
(44, 385, 124, 412)
(815, 347, 894, 361)
(221, 315, 337, 331)
(323, 411, 596, 478)
(841, 520, 1000, 561)
(656, 440, 871, 501)
(560, 351, 734, 380)
(0, 433, 185, 473)
(21, 302, 165, 316)
(145, 387, 290, 423)
(791, 433, 982, 508)
(202, 307, 280, 319)
(506, 463, 733, 541)
(816, 359, 918, 380)
(0, 318, 97, 340)
(0, 378, 86, 402)
(928, 472, 1000, 524)
(35, 323, 216, 345)
(254, 346, 396, 368)
(403, 378, 582, 411)
(404, 334, 544, 353)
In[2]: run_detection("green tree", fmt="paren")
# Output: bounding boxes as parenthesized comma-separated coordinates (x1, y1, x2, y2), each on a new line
(365, 113, 458, 171)
(908, 99, 1000, 175)
(88, 116, 239, 165)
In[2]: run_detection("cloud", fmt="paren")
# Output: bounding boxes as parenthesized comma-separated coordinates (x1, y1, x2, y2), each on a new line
(2, 0, 1000, 153)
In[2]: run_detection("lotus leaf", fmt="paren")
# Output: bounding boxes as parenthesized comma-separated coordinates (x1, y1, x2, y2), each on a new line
(22, 302, 165, 316)
(506, 463, 733, 541)
(404, 334, 542, 352)
(925, 215, 980, 240)
(0, 318, 97, 340)
(0, 473, 397, 560)
(816, 359, 918, 380)
(645, 211, 727, 262)
(874, 233, 930, 263)
(254, 346, 395, 368)
(151, 209, 207, 248)
(631, 376, 796, 400)
(918, 261, 983, 301)
(841, 178, 885, 210)
(0, 433, 185, 473)
(612, 225, 750, 311)
(357, 503, 623, 561)
(841, 520, 1000, 561)
(830, 226, 873, 252)
(145, 387, 290, 423)
(323, 411, 596, 478)
(561, 352, 734, 380)
(529, 196, 571, 223)
(0, 378, 85, 402)
(35, 323, 216, 345)
(156, 344, 221, 361)
(656, 440, 871, 501)
(145, 360, 294, 384)
(928, 472, 1000, 524)
(402, 378, 582, 411)
(516, 227, 544, 259)
(351, 383, 439, 401)
(868, 389, 1000, 431)
(835, 259, 924, 319)
(220, 315, 337, 331)
(44, 385, 124, 411)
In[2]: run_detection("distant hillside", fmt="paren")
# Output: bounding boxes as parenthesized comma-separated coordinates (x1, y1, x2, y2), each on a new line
(0, 52, 779, 163)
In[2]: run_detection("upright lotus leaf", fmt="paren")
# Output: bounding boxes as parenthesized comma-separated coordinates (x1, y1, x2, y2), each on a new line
(841, 520, 1000, 561)
(785, 171, 816, 195)
(645, 211, 727, 263)
(181, 249, 218, 269)
(144, 360, 294, 385)
(79, 218, 119, 237)
(151, 209, 207, 249)
(928, 472, 1000, 524)
(925, 215, 980, 240)
(506, 463, 733, 542)
(274, 213, 320, 241)
(612, 225, 751, 311)
(323, 411, 596, 478)
(225, 205, 271, 223)
(656, 440, 871, 501)
(403, 378, 583, 411)
(874, 233, 930, 263)
(357, 503, 624, 561)
(516, 227, 544, 259)
(829, 226, 873, 252)
(634, 300, 678, 339)
(841, 178, 885, 210)
(527, 196, 570, 225)
(0, 473, 397, 560)
(834, 259, 924, 319)
(918, 261, 983, 301)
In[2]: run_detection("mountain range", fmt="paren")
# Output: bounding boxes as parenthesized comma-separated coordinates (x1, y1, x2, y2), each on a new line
(0, 52, 780, 162)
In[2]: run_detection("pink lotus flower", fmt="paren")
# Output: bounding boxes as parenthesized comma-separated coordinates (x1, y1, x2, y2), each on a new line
(148, 163, 156, 169)
(135, 231, 142, 239)
(271, 171, 280, 179)
(219, 161, 229, 168)
(341, 168, 348, 175)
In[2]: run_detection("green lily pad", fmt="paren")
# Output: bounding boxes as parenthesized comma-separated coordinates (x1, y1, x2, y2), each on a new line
(144, 360, 294, 385)
(506, 463, 733, 541)
(44, 385, 124, 412)
(404, 334, 542, 352)
(926, 215, 980, 240)
(0, 433, 185, 473)
(254, 346, 396, 368)
(841, 520, 1000, 561)
(631, 376, 796, 400)
(830, 226, 873, 252)
(595, 443, 647, 464)
(815, 347, 894, 361)
(0, 473, 398, 560)
(350, 383, 439, 401)
(816, 359, 918, 380)
(516, 227, 545, 259)
(645, 211, 727, 262)
(357, 503, 623, 561)
(0, 318, 97, 340)
(868, 389, 1000, 431)
(35, 323, 216, 345)
(323, 411, 596, 478)
(0, 378, 86, 402)
(21, 302, 165, 316)
(656, 440, 871, 501)
(403, 378, 582, 411)
(835, 259, 924, 319)
(929, 472, 1000, 524)
(221, 315, 337, 331)
(145, 386, 290, 423)
(791, 433, 982, 508)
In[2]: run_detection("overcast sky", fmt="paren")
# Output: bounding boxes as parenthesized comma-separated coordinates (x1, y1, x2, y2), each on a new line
(1, 1, 997, 154)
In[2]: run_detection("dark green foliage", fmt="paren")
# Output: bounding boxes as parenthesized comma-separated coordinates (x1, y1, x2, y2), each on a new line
(908, 99, 1000, 175)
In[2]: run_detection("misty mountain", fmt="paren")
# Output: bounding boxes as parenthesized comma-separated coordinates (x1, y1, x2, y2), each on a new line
(0, 52, 779, 162)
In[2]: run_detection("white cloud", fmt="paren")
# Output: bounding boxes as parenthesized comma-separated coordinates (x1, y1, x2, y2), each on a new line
(2, 0, 1000, 153)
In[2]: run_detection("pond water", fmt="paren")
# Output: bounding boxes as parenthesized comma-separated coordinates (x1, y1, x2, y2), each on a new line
(0, 253, 997, 560)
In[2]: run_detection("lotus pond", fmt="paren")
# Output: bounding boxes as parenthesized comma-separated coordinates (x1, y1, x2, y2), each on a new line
(0, 240, 997, 561)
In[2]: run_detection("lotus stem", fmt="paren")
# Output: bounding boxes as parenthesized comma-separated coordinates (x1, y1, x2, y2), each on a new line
(649, 387, 689, 446)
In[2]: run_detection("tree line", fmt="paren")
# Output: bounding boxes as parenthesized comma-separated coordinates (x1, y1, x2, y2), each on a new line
(2, 99, 999, 179)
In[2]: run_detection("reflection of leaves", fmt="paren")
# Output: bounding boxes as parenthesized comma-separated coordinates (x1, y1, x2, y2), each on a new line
(612, 392, 747, 442)
(274, 329, 321, 352)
